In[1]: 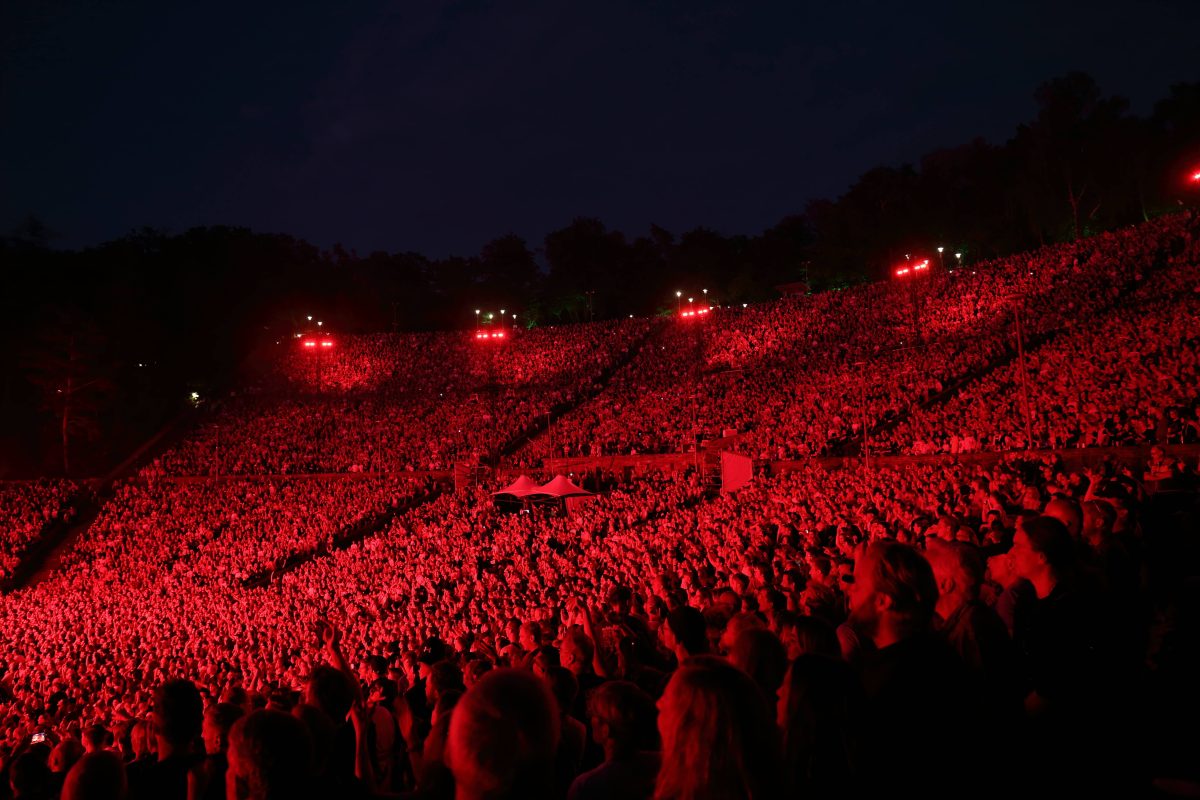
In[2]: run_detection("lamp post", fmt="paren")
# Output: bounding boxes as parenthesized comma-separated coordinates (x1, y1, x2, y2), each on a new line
(676, 290, 682, 315)
(955, 252, 962, 269)
(937, 246, 944, 272)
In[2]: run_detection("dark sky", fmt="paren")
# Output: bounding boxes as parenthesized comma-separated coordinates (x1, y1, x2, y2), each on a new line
(4, 0, 1198, 257)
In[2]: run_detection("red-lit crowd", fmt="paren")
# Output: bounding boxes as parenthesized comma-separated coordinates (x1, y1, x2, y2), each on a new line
(60, 475, 429, 585)
(160, 320, 650, 475)
(0, 481, 82, 583)
(1, 449, 1196, 797)
(0, 213, 1198, 799)
(537, 213, 1199, 461)
(878, 264, 1200, 454)
(139, 213, 1200, 478)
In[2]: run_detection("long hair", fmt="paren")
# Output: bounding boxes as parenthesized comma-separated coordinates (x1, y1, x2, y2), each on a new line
(654, 656, 782, 800)
(779, 655, 862, 798)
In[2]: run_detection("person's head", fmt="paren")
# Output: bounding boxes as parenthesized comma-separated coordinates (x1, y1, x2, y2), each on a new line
(464, 658, 494, 688)
(846, 541, 938, 646)
(728, 628, 788, 701)
(367, 678, 397, 709)
(607, 585, 633, 615)
(128, 721, 150, 760)
(428, 660, 466, 705)
(418, 638, 450, 680)
(925, 539, 985, 620)
(81, 725, 109, 754)
(663, 606, 708, 657)
(304, 666, 354, 723)
(718, 611, 765, 655)
(9, 751, 52, 799)
(226, 710, 314, 800)
(358, 655, 387, 686)
(1081, 499, 1117, 547)
(656, 656, 781, 800)
(49, 738, 84, 774)
(530, 646, 559, 679)
(518, 622, 542, 652)
(1009, 515, 1075, 591)
(559, 627, 595, 675)
(586, 681, 658, 758)
(155, 679, 203, 752)
(778, 614, 840, 661)
(61, 751, 127, 800)
(1044, 496, 1083, 540)
(204, 702, 246, 756)
(446, 668, 559, 800)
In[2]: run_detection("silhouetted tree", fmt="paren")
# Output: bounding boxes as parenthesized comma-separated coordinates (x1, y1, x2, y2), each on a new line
(23, 313, 115, 475)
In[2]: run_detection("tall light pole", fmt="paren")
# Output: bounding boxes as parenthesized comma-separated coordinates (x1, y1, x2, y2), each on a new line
(676, 290, 682, 315)
(937, 246, 945, 272)
(955, 252, 962, 269)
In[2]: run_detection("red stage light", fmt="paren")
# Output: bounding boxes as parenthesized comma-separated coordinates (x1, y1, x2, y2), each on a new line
(1192, 170, 1200, 183)
(303, 341, 316, 348)
(320, 341, 333, 347)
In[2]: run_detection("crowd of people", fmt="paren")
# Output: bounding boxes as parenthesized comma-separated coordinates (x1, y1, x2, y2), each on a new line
(0, 481, 82, 583)
(0, 450, 1195, 798)
(159, 320, 649, 475)
(0, 213, 1198, 798)
(131, 213, 1200, 478)
(878, 264, 1200, 454)
(60, 475, 430, 585)
(536, 212, 1199, 461)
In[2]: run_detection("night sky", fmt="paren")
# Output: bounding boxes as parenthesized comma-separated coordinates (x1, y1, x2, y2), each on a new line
(4, 0, 1198, 257)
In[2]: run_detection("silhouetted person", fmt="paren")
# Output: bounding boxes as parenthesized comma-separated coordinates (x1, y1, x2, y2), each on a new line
(446, 668, 560, 800)
(1009, 515, 1125, 792)
(62, 751, 127, 800)
(654, 656, 782, 800)
(225, 710, 314, 800)
(192, 702, 244, 800)
(128, 679, 204, 800)
(778, 655, 862, 799)
(727, 627, 788, 702)
(660, 607, 707, 664)
(569, 681, 659, 800)
(847, 540, 974, 798)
